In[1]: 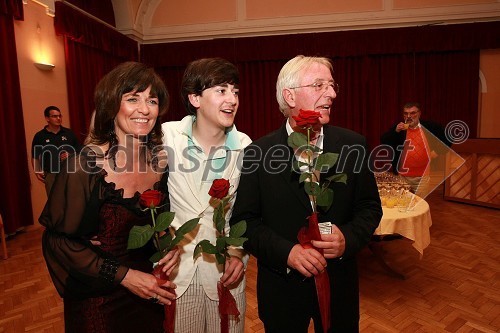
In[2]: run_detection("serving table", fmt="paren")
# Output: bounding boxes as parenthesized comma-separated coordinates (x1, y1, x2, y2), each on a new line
(370, 197, 432, 279)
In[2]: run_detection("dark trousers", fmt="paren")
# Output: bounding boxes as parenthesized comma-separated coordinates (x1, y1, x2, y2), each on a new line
(44, 172, 56, 196)
(257, 263, 359, 333)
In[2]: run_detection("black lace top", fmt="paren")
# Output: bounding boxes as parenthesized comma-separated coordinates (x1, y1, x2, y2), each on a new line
(39, 148, 169, 299)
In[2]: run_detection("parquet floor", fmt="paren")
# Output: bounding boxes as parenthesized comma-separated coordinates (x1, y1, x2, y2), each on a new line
(1, 187, 499, 332)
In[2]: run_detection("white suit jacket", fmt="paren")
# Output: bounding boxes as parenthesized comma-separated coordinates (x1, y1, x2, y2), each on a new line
(162, 116, 252, 300)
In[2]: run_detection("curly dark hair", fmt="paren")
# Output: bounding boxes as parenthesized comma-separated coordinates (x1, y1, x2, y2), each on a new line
(181, 58, 239, 115)
(89, 62, 169, 152)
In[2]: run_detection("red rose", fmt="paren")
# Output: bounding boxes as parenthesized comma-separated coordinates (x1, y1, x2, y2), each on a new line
(209, 179, 230, 199)
(292, 109, 321, 128)
(140, 190, 163, 209)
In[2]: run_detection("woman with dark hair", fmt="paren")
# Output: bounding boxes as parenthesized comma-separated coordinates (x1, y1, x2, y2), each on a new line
(40, 61, 178, 332)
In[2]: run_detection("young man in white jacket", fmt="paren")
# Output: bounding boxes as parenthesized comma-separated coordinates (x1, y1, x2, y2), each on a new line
(161, 58, 251, 333)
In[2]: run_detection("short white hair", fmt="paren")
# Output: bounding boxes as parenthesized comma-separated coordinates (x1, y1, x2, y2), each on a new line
(276, 55, 333, 116)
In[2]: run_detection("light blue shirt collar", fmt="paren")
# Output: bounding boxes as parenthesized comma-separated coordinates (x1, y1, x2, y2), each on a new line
(181, 115, 242, 151)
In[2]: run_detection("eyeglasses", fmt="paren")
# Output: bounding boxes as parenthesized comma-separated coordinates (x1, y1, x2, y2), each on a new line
(290, 80, 340, 94)
(49, 115, 62, 118)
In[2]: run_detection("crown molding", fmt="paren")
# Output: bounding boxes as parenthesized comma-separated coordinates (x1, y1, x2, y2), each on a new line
(30, 0, 55, 17)
(134, 10, 500, 44)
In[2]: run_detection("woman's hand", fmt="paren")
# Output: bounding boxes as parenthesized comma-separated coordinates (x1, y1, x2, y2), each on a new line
(220, 256, 245, 288)
(120, 268, 176, 305)
(158, 247, 180, 276)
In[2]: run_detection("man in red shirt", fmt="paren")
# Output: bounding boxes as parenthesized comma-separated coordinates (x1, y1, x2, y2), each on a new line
(381, 102, 450, 196)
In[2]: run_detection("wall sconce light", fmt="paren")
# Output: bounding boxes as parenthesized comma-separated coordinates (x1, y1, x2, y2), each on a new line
(34, 62, 55, 71)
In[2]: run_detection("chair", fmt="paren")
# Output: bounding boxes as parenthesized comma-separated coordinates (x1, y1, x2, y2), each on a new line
(0, 214, 7, 259)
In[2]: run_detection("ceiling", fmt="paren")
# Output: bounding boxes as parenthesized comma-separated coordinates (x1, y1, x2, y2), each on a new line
(33, 0, 500, 43)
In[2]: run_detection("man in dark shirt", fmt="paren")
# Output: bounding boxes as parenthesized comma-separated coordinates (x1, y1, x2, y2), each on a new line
(31, 106, 80, 195)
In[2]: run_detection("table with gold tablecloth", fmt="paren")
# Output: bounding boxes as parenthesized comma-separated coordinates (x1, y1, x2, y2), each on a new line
(374, 197, 432, 256)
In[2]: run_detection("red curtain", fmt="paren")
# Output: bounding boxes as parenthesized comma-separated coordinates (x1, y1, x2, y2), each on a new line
(141, 21, 495, 146)
(0, 0, 34, 233)
(331, 50, 479, 149)
(153, 59, 286, 141)
(235, 61, 286, 140)
(64, 0, 115, 27)
(62, 39, 133, 141)
(54, 1, 138, 142)
(0, 0, 23, 19)
(154, 65, 187, 123)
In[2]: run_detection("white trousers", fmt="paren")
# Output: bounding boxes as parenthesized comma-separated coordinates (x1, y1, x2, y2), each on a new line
(174, 268, 246, 333)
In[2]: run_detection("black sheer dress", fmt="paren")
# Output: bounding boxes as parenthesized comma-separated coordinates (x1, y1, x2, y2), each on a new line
(39, 151, 167, 332)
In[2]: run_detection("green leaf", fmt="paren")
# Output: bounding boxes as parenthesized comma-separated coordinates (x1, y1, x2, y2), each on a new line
(158, 233, 173, 251)
(292, 160, 310, 174)
(169, 235, 182, 249)
(299, 172, 312, 183)
(216, 217, 226, 235)
(213, 204, 225, 233)
(287, 132, 307, 149)
(314, 153, 339, 173)
(304, 181, 321, 196)
(216, 219, 226, 235)
(229, 220, 246, 238)
(194, 239, 219, 259)
(127, 225, 154, 249)
(215, 253, 226, 265)
(317, 187, 334, 210)
(292, 159, 309, 169)
(295, 146, 313, 158)
(306, 144, 322, 154)
(176, 217, 200, 236)
(221, 196, 232, 207)
(196, 239, 218, 254)
(154, 211, 175, 232)
(149, 251, 162, 263)
(225, 237, 248, 247)
(326, 173, 347, 184)
(193, 244, 203, 259)
(216, 237, 227, 253)
(169, 217, 199, 249)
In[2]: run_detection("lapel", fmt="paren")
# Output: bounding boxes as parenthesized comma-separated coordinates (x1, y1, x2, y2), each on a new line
(320, 125, 345, 184)
(169, 119, 245, 208)
(275, 123, 313, 212)
(220, 147, 240, 193)
(276, 124, 343, 213)
(322, 125, 342, 161)
(171, 124, 204, 209)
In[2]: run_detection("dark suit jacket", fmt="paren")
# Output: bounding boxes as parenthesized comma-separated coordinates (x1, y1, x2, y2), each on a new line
(231, 123, 382, 332)
(380, 119, 450, 174)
